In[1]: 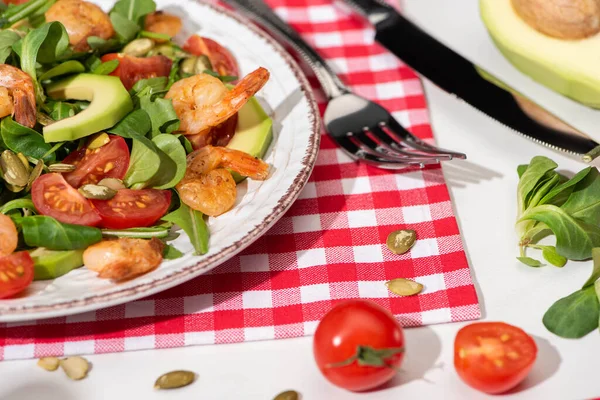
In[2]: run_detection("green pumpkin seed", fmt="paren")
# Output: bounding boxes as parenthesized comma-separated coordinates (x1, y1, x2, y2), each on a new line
(273, 390, 299, 400)
(79, 184, 117, 200)
(5, 183, 25, 193)
(48, 163, 76, 173)
(154, 370, 196, 390)
(27, 159, 44, 191)
(87, 132, 110, 149)
(195, 55, 213, 75)
(149, 44, 188, 59)
(0, 150, 30, 187)
(123, 38, 155, 57)
(16, 153, 31, 173)
(98, 177, 125, 191)
(36, 113, 55, 126)
(59, 356, 90, 380)
(386, 229, 416, 255)
(180, 57, 197, 75)
(386, 278, 423, 297)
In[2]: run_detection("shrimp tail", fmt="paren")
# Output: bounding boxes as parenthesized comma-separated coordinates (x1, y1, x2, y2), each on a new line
(213, 67, 270, 123)
(13, 89, 36, 128)
(221, 148, 270, 180)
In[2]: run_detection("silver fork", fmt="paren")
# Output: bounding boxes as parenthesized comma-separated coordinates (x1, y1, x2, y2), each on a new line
(225, 0, 466, 169)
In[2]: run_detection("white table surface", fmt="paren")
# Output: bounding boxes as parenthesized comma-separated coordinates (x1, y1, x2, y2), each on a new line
(2, 1, 600, 399)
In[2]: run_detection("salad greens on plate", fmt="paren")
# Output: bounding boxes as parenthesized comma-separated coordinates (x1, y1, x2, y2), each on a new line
(0, 0, 273, 298)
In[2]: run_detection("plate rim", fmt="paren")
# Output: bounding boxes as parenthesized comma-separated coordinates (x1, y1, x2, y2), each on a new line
(0, 0, 321, 321)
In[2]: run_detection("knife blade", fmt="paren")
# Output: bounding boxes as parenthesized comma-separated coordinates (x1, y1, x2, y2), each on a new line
(344, 0, 599, 157)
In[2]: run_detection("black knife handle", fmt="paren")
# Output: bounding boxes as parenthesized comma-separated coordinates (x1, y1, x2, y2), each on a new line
(344, 0, 395, 24)
(225, 0, 350, 99)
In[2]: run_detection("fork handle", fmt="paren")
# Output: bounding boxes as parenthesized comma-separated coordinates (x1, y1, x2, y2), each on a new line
(225, 0, 350, 99)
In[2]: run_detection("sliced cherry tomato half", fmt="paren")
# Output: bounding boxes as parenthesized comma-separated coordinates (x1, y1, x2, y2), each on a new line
(101, 53, 173, 90)
(313, 300, 405, 392)
(454, 322, 537, 394)
(32, 173, 101, 227)
(62, 135, 130, 188)
(92, 189, 172, 229)
(0, 252, 35, 299)
(183, 35, 240, 77)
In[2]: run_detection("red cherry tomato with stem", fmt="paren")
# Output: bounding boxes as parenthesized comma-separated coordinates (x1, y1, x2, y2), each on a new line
(313, 300, 405, 392)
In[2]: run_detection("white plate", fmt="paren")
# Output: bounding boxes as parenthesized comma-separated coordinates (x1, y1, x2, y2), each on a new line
(0, 0, 320, 322)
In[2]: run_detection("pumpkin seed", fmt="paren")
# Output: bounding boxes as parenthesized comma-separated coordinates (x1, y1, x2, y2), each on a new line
(98, 177, 125, 191)
(79, 184, 117, 200)
(154, 370, 196, 390)
(37, 357, 60, 371)
(123, 38, 155, 57)
(87, 132, 110, 149)
(48, 163, 76, 173)
(273, 390, 299, 400)
(27, 159, 44, 191)
(149, 44, 188, 59)
(36, 113, 55, 126)
(16, 153, 31, 173)
(195, 55, 213, 75)
(0, 150, 30, 187)
(386, 229, 416, 255)
(5, 183, 25, 193)
(59, 356, 89, 380)
(386, 278, 423, 297)
(180, 57, 197, 75)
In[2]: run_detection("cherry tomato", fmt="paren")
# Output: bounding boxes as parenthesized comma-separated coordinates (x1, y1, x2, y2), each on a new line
(32, 173, 101, 227)
(454, 322, 537, 394)
(313, 300, 405, 392)
(101, 53, 173, 90)
(92, 189, 171, 229)
(183, 35, 239, 77)
(4, 0, 29, 4)
(62, 135, 130, 188)
(0, 252, 34, 299)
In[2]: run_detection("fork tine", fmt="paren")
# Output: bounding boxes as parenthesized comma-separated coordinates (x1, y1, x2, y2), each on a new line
(335, 136, 429, 169)
(365, 126, 454, 161)
(350, 131, 446, 164)
(348, 134, 443, 165)
(384, 118, 467, 159)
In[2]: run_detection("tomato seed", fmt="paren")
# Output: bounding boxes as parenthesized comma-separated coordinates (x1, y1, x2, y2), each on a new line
(500, 334, 510, 342)
(104, 162, 114, 172)
(6, 271, 15, 279)
(15, 266, 24, 275)
(458, 348, 466, 359)
(44, 193, 51, 199)
(507, 351, 520, 359)
(494, 359, 504, 367)
(136, 201, 146, 208)
(0, 272, 9, 282)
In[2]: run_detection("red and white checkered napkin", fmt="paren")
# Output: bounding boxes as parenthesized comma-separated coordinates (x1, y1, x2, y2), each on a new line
(0, 0, 480, 361)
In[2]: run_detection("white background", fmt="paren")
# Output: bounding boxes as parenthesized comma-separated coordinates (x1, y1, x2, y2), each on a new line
(1, 0, 600, 399)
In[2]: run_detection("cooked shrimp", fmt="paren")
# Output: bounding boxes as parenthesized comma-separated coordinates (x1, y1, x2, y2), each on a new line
(176, 145, 269, 216)
(166, 67, 270, 140)
(144, 11, 182, 43)
(83, 238, 164, 282)
(0, 64, 36, 128)
(45, 0, 114, 52)
(0, 214, 18, 257)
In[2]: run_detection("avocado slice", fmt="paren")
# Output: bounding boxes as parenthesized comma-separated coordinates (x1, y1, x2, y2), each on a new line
(480, 0, 600, 108)
(43, 74, 133, 143)
(226, 96, 273, 183)
(29, 248, 84, 281)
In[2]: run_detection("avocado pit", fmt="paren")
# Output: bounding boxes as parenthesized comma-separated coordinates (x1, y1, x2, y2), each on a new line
(511, 0, 600, 40)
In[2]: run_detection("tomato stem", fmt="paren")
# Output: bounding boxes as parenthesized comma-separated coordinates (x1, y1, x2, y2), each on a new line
(325, 345, 404, 369)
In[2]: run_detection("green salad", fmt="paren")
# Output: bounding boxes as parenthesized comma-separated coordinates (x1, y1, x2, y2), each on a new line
(0, 0, 273, 298)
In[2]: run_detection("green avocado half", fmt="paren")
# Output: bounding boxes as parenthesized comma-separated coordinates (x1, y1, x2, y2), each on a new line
(480, 0, 600, 108)
(43, 74, 133, 143)
(29, 248, 84, 281)
(227, 95, 273, 183)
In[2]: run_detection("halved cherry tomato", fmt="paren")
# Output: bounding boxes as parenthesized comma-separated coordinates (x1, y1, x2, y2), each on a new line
(183, 35, 239, 77)
(101, 54, 173, 90)
(63, 135, 130, 188)
(0, 252, 34, 299)
(32, 173, 101, 227)
(313, 300, 405, 392)
(92, 189, 171, 229)
(454, 322, 537, 394)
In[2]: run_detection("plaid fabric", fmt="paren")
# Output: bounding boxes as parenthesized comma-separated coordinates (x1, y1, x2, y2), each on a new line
(0, 0, 480, 361)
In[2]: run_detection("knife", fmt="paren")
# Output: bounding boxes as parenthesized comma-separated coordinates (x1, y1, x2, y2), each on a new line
(344, 0, 600, 158)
